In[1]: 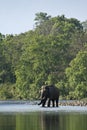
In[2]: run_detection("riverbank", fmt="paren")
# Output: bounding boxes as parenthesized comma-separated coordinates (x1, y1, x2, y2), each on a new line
(59, 100, 87, 106)
(0, 100, 87, 106)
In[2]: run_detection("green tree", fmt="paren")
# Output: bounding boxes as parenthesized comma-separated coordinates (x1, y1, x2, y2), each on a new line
(0, 13, 86, 100)
(15, 34, 69, 99)
(34, 12, 51, 26)
(82, 20, 87, 31)
(15, 14, 86, 99)
(65, 51, 87, 99)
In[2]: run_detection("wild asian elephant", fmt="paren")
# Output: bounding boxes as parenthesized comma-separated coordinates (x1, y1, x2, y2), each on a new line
(38, 85, 59, 107)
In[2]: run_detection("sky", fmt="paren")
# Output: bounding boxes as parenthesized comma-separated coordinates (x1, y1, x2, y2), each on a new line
(0, 0, 87, 35)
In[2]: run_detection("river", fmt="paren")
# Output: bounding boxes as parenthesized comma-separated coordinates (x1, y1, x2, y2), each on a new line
(0, 101, 87, 130)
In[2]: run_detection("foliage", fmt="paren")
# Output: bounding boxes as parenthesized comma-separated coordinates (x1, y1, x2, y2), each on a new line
(82, 20, 87, 32)
(65, 51, 87, 99)
(0, 12, 87, 99)
(34, 12, 51, 26)
(0, 83, 16, 99)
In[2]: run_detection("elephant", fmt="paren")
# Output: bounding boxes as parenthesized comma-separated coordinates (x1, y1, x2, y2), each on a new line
(38, 85, 59, 107)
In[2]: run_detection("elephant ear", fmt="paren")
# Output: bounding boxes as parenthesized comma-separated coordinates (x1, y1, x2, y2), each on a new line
(45, 86, 50, 96)
(45, 86, 49, 91)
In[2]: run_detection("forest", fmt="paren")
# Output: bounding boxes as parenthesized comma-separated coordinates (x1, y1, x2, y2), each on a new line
(0, 12, 87, 100)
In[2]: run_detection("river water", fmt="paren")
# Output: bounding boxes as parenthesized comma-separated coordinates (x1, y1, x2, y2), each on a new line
(0, 101, 87, 130)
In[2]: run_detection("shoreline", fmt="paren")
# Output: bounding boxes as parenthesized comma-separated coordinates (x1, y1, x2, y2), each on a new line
(0, 100, 86, 106)
(59, 100, 87, 106)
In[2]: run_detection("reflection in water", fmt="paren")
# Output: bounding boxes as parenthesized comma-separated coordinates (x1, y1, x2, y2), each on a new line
(0, 114, 16, 130)
(39, 112, 87, 130)
(40, 112, 60, 130)
(0, 112, 87, 130)
(16, 113, 41, 130)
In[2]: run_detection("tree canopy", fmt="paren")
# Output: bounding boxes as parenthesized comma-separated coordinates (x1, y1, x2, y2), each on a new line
(65, 50, 87, 99)
(0, 12, 87, 100)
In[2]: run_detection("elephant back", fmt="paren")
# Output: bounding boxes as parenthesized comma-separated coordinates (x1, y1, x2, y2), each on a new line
(48, 85, 59, 99)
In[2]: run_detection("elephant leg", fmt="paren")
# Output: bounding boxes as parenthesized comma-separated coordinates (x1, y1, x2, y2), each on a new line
(42, 98, 47, 107)
(38, 98, 44, 105)
(38, 98, 47, 107)
(38, 101, 42, 105)
(42, 101, 45, 107)
(47, 99, 51, 107)
(56, 99, 58, 107)
(52, 99, 55, 107)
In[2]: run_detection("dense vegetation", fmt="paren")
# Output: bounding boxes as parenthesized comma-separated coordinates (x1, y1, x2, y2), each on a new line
(0, 12, 87, 100)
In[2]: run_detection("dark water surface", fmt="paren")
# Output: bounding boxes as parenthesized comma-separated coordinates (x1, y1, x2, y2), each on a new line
(0, 103, 87, 130)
